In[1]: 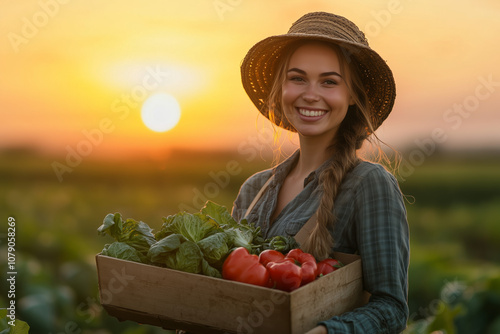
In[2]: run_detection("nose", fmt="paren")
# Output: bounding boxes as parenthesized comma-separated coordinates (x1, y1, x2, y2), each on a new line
(301, 84, 320, 103)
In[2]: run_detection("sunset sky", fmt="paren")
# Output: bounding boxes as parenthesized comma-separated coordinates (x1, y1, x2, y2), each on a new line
(1, 0, 499, 159)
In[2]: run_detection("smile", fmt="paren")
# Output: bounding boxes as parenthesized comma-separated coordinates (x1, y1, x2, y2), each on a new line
(297, 108, 328, 117)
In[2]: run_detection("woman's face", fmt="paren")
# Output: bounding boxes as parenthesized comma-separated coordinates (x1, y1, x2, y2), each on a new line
(281, 42, 354, 141)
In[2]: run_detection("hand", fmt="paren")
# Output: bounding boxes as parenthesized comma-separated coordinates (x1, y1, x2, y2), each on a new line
(304, 325, 328, 334)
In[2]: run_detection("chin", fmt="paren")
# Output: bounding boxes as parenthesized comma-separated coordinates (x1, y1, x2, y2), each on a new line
(297, 129, 332, 139)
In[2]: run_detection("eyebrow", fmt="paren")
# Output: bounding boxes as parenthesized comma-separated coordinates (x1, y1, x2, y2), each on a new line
(287, 67, 343, 78)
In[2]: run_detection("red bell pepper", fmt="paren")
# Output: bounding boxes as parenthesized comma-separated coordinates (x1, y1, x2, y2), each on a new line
(222, 247, 271, 287)
(258, 249, 287, 266)
(266, 260, 302, 292)
(223, 248, 322, 291)
(285, 248, 318, 286)
(317, 258, 344, 277)
(263, 248, 319, 291)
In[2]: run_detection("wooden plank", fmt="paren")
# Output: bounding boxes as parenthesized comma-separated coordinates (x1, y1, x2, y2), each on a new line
(96, 252, 365, 334)
(332, 251, 361, 265)
(102, 304, 228, 334)
(289, 258, 363, 333)
(101, 304, 164, 329)
(96, 255, 292, 333)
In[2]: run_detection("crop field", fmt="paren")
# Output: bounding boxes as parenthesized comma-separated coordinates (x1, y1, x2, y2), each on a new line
(1, 149, 499, 333)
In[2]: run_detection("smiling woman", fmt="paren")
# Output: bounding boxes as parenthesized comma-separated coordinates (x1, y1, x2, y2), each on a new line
(141, 93, 181, 132)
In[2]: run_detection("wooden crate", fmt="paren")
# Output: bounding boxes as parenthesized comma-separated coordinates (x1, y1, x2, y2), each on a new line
(96, 252, 367, 334)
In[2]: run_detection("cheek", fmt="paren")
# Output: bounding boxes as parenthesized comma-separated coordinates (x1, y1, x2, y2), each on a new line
(327, 90, 352, 108)
(282, 83, 301, 105)
(341, 87, 354, 106)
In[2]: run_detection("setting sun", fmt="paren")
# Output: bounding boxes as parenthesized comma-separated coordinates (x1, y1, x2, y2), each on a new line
(1, 0, 499, 155)
(141, 93, 181, 132)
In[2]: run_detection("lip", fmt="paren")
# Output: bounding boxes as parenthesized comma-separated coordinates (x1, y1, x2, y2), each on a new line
(295, 107, 329, 121)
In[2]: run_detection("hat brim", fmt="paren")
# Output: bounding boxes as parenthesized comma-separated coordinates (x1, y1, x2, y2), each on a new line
(241, 33, 396, 132)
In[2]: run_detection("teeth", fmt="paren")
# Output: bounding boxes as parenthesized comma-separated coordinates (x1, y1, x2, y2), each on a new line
(298, 108, 326, 117)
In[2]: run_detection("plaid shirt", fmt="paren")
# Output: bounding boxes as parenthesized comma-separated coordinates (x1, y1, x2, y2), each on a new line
(232, 150, 409, 333)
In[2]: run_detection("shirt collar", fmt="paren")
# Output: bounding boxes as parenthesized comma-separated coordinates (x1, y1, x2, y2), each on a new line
(272, 150, 300, 186)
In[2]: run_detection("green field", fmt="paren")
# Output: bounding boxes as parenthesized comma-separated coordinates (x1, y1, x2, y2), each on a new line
(1, 149, 499, 333)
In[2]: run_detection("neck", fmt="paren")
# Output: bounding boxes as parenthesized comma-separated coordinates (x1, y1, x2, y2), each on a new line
(294, 135, 334, 176)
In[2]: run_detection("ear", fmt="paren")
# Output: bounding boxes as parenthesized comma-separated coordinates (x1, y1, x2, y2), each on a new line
(348, 94, 355, 106)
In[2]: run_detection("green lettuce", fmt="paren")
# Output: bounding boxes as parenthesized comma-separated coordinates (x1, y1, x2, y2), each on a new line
(202, 258, 222, 278)
(202, 201, 266, 254)
(102, 242, 145, 263)
(197, 232, 230, 265)
(148, 234, 203, 273)
(165, 240, 203, 274)
(201, 201, 236, 228)
(225, 226, 254, 251)
(98, 201, 274, 278)
(151, 205, 236, 277)
(147, 233, 184, 264)
(97, 213, 156, 256)
(155, 212, 222, 242)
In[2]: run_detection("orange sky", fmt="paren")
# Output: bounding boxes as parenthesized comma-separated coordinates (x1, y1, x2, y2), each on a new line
(1, 0, 499, 158)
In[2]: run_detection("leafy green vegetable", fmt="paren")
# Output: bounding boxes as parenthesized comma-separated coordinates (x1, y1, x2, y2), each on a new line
(155, 212, 221, 242)
(151, 207, 230, 275)
(147, 234, 184, 264)
(197, 232, 230, 265)
(225, 226, 254, 252)
(201, 201, 237, 228)
(98, 201, 294, 279)
(102, 242, 145, 263)
(202, 259, 222, 278)
(264, 235, 300, 253)
(97, 213, 156, 256)
(148, 233, 223, 277)
(165, 240, 203, 274)
(201, 201, 266, 254)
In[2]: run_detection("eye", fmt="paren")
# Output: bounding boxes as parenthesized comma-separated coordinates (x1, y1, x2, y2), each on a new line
(323, 79, 339, 85)
(289, 76, 305, 82)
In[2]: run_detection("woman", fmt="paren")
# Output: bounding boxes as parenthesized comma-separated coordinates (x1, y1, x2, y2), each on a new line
(232, 12, 410, 333)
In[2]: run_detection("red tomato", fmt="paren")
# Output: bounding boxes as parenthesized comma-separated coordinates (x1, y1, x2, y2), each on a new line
(266, 260, 302, 292)
(317, 258, 343, 277)
(264, 248, 319, 291)
(222, 247, 271, 287)
(258, 249, 286, 267)
(285, 248, 318, 285)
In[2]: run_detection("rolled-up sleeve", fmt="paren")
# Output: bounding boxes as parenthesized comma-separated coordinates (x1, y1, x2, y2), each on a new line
(319, 166, 410, 333)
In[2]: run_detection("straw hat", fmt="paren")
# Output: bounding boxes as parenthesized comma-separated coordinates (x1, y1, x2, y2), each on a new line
(240, 11, 396, 132)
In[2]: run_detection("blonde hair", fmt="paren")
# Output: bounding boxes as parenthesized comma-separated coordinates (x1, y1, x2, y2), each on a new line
(267, 41, 390, 260)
